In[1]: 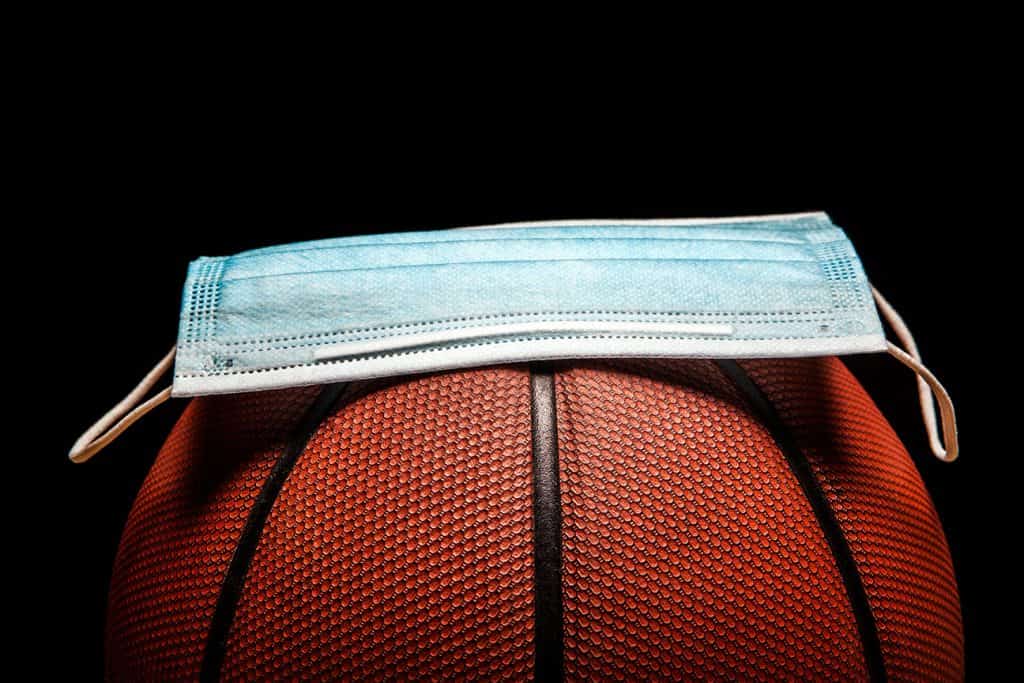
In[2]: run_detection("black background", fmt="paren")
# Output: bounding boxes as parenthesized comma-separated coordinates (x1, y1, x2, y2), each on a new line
(37, 111, 996, 678)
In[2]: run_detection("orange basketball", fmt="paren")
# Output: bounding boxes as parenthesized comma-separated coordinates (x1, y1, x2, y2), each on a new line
(105, 358, 962, 680)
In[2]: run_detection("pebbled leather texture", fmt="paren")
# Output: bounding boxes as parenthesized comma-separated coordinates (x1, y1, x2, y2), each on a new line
(715, 360, 884, 681)
(107, 359, 962, 681)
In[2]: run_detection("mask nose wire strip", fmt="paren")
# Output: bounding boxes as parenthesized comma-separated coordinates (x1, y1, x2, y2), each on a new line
(68, 346, 177, 464)
(311, 321, 735, 361)
(872, 287, 959, 462)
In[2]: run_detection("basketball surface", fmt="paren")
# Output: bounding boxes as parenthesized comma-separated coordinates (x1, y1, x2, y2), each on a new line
(106, 357, 962, 681)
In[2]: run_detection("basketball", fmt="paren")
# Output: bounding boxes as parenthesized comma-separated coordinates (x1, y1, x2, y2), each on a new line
(105, 358, 962, 680)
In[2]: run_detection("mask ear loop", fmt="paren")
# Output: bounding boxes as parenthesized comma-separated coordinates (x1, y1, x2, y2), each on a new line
(70, 293, 959, 463)
(872, 287, 959, 462)
(68, 347, 176, 464)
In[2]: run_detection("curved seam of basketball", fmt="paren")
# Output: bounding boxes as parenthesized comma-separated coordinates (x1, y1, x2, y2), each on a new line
(714, 360, 887, 683)
(198, 383, 350, 682)
(530, 364, 565, 682)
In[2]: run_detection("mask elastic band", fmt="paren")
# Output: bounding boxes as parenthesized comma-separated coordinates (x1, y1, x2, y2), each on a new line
(872, 287, 959, 462)
(68, 347, 176, 464)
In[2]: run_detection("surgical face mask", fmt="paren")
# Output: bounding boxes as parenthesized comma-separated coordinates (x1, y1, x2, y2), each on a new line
(69, 212, 957, 463)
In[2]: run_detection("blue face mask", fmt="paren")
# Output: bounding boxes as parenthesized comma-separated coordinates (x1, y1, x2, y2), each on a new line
(69, 212, 957, 463)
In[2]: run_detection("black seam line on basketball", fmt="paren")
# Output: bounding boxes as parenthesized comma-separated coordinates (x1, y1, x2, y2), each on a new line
(530, 365, 565, 683)
(714, 360, 886, 683)
(199, 383, 350, 683)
